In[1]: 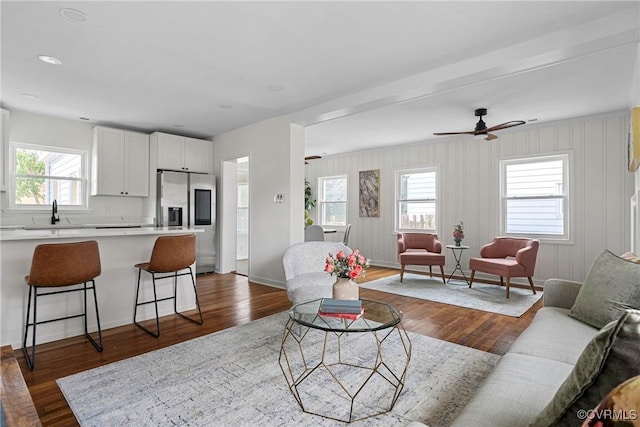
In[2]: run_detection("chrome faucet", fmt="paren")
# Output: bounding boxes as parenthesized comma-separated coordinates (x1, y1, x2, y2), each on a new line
(51, 199, 60, 225)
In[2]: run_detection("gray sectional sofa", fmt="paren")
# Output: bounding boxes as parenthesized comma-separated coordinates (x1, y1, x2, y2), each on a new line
(410, 249, 640, 427)
(449, 278, 598, 426)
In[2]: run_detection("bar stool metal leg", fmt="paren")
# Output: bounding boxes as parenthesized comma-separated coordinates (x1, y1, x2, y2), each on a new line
(22, 286, 36, 371)
(23, 281, 103, 371)
(174, 267, 203, 326)
(134, 267, 203, 337)
(84, 280, 104, 352)
(133, 269, 161, 338)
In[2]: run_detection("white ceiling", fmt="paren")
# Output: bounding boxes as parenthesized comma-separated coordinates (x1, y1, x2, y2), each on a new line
(2, 1, 639, 157)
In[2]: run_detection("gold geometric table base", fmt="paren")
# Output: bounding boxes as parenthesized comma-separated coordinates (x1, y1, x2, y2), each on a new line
(278, 317, 412, 423)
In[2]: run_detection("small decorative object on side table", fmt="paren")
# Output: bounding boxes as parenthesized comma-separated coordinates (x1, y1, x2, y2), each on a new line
(452, 220, 464, 246)
(446, 244, 470, 285)
(324, 249, 370, 300)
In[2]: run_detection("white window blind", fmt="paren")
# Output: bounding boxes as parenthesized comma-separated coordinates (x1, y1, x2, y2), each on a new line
(396, 168, 437, 231)
(318, 175, 347, 226)
(500, 154, 569, 239)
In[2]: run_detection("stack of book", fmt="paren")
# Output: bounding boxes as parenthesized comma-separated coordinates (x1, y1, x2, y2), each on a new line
(318, 298, 364, 320)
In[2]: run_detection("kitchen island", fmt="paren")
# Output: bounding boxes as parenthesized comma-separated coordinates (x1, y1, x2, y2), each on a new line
(0, 227, 203, 349)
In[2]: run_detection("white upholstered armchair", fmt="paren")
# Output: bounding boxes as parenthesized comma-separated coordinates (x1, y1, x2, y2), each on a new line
(282, 241, 352, 305)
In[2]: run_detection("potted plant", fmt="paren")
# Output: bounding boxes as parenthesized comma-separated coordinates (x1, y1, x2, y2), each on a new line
(304, 180, 316, 226)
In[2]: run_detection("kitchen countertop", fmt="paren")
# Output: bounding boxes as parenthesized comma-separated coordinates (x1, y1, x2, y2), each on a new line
(0, 226, 203, 241)
(1, 229, 201, 348)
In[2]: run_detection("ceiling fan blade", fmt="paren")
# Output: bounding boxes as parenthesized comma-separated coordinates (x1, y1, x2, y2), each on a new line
(304, 155, 322, 164)
(485, 133, 498, 141)
(433, 131, 475, 136)
(485, 120, 526, 132)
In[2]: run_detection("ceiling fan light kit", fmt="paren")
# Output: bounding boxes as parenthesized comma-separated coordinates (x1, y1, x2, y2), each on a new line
(434, 108, 525, 141)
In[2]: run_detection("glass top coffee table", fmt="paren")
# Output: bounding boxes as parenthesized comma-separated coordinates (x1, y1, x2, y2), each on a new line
(278, 298, 412, 423)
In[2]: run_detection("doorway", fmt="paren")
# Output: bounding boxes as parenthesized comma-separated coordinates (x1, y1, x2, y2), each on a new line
(236, 157, 249, 276)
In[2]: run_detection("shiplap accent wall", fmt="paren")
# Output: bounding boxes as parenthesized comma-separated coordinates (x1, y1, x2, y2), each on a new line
(305, 112, 634, 285)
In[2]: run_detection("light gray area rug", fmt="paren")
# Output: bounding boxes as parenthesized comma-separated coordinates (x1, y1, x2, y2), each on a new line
(57, 312, 499, 427)
(361, 273, 542, 317)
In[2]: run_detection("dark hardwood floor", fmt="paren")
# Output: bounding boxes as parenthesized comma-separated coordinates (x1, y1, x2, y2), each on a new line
(13, 266, 542, 426)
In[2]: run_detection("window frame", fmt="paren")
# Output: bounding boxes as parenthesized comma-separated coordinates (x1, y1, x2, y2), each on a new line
(317, 174, 348, 227)
(394, 166, 439, 233)
(9, 142, 89, 211)
(499, 152, 571, 242)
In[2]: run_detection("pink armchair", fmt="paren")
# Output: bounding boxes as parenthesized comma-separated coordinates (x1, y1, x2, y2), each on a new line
(397, 233, 446, 283)
(468, 237, 539, 298)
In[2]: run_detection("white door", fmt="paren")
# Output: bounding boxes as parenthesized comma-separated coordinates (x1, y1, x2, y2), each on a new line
(236, 157, 249, 276)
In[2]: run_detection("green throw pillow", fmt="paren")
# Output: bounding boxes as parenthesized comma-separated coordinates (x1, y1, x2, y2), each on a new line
(530, 309, 640, 427)
(569, 249, 640, 329)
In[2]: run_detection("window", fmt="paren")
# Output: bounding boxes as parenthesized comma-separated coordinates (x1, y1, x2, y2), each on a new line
(10, 142, 87, 209)
(318, 175, 347, 226)
(396, 167, 437, 231)
(500, 154, 569, 239)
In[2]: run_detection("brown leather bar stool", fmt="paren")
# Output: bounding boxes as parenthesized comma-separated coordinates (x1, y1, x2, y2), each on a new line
(133, 234, 203, 337)
(23, 240, 103, 370)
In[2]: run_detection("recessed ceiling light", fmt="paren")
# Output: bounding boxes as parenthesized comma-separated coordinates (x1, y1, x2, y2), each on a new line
(60, 8, 87, 23)
(219, 104, 233, 110)
(267, 85, 283, 92)
(173, 124, 185, 128)
(20, 93, 40, 101)
(38, 55, 62, 65)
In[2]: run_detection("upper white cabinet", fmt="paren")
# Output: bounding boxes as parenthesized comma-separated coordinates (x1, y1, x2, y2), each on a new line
(91, 126, 150, 197)
(153, 132, 212, 173)
(0, 109, 9, 192)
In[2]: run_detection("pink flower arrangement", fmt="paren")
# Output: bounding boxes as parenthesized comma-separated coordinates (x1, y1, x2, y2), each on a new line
(453, 221, 464, 241)
(324, 249, 371, 279)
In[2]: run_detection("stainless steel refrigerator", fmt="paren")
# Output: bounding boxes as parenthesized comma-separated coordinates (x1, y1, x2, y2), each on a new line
(156, 170, 216, 274)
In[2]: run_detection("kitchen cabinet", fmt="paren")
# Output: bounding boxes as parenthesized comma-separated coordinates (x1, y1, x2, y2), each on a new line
(0, 109, 9, 192)
(91, 126, 150, 196)
(154, 132, 212, 173)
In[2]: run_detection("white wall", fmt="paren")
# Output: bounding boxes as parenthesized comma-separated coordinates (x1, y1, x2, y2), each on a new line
(213, 116, 304, 287)
(632, 42, 640, 253)
(0, 110, 147, 222)
(305, 112, 634, 285)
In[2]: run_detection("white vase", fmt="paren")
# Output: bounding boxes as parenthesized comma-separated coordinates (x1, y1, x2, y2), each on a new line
(332, 277, 359, 300)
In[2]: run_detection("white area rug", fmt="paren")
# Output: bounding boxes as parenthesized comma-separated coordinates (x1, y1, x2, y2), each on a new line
(361, 273, 542, 317)
(57, 312, 499, 427)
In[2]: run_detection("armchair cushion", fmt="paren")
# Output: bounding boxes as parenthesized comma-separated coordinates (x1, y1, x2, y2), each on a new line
(398, 249, 445, 266)
(468, 258, 524, 277)
(569, 249, 640, 329)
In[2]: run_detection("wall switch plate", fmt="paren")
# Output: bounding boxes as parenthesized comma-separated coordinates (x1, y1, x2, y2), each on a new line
(274, 193, 285, 204)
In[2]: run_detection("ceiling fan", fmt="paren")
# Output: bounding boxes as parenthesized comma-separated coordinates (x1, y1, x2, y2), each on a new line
(305, 155, 321, 164)
(434, 108, 526, 141)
